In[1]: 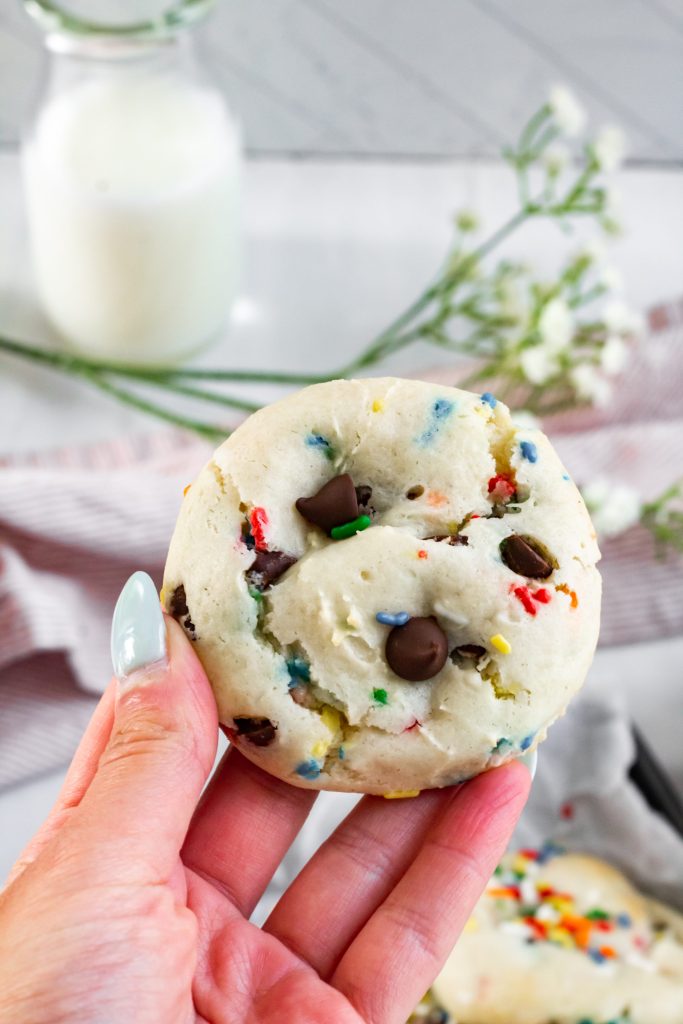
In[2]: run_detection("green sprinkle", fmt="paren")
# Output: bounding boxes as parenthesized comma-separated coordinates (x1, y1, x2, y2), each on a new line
(372, 688, 388, 705)
(330, 514, 372, 540)
(248, 587, 263, 603)
(586, 908, 610, 921)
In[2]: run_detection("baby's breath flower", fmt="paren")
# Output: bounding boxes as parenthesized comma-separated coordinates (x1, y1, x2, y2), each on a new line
(601, 183, 624, 234)
(600, 334, 629, 375)
(579, 238, 608, 266)
(455, 209, 479, 233)
(538, 297, 573, 353)
(548, 85, 586, 138)
(542, 142, 571, 177)
(582, 479, 642, 538)
(570, 362, 612, 406)
(511, 409, 541, 430)
(520, 345, 557, 385)
(603, 299, 644, 336)
(592, 125, 626, 173)
(598, 265, 623, 292)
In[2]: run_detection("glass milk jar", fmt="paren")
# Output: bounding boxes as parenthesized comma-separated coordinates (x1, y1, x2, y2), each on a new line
(21, 0, 241, 364)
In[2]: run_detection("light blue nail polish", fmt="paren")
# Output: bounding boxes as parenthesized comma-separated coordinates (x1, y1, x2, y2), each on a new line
(111, 571, 167, 679)
(517, 748, 537, 780)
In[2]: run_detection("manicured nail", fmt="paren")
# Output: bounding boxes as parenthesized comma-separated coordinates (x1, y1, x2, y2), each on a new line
(111, 571, 167, 680)
(517, 748, 537, 780)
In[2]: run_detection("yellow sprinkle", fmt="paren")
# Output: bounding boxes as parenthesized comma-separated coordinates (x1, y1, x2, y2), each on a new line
(464, 917, 479, 933)
(159, 587, 166, 606)
(383, 789, 421, 799)
(183, 483, 192, 496)
(547, 926, 574, 948)
(513, 854, 529, 875)
(490, 633, 512, 654)
(311, 740, 330, 759)
(320, 706, 342, 734)
(371, 399, 385, 413)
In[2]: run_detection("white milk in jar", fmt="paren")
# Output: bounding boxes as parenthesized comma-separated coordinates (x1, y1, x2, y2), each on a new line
(23, 72, 241, 363)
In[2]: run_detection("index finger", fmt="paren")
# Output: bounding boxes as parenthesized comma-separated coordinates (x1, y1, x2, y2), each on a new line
(331, 761, 531, 1024)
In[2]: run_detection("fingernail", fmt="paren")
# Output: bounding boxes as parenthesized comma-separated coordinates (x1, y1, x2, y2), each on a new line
(111, 571, 167, 680)
(517, 748, 537, 780)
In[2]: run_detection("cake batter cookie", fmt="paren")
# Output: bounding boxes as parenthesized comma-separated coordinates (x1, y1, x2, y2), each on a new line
(423, 847, 683, 1024)
(163, 378, 601, 794)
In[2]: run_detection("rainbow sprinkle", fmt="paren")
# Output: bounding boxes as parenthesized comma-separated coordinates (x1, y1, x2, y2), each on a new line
(376, 611, 410, 627)
(330, 514, 371, 540)
(295, 758, 322, 780)
(480, 392, 498, 408)
(490, 633, 512, 654)
(520, 440, 538, 463)
(372, 688, 389, 705)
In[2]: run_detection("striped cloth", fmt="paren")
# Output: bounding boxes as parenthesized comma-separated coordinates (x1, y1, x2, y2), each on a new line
(0, 303, 681, 789)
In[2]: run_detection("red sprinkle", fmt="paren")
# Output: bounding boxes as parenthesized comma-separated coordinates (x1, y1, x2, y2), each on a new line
(599, 945, 617, 958)
(534, 588, 551, 604)
(487, 473, 516, 500)
(249, 507, 269, 551)
(595, 920, 614, 932)
(520, 848, 540, 860)
(417, 549, 428, 559)
(524, 916, 548, 940)
(511, 584, 537, 615)
(403, 719, 421, 732)
(560, 801, 575, 820)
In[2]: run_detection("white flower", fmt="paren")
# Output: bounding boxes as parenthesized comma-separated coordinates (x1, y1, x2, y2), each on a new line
(593, 125, 626, 173)
(498, 278, 528, 324)
(598, 265, 623, 291)
(601, 183, 624, 233)
(570, 362, 612, 406)
(549, 85, 586, 137)
(600, 335, 629, 375)
(603, 299, 645, 336)
(520, 346, 558, 385)
(538, 298, 573, 353)
(511, 409, 541, 430)
(582, 479, 642, 538)
(543, 142, 571, 176)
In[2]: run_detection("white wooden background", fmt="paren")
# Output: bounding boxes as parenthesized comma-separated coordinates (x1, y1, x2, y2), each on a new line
(1, 0, 682, 161)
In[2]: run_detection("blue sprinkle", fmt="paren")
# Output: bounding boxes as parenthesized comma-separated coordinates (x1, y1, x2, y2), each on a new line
(305, 433, 335, 461)
(416, 398, 455, 446)
(480, 391, 497, 408)
(562, 473, 571, 481)
(537, 840, 565, 864)
(491, 737, 512, 754)
(286, 657, 310, 685)
(587, 949, 606, 965)
(376, 610, 411, 627)
(338, 746, 345, 760)
(520, 440, 538, 463)
(616, 913, 632, 928)
(520, 733, 535, 751)
(295, 759, 322, 780)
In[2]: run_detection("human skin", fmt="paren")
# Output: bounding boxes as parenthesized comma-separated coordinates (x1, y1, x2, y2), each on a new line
(0, 611, 530, 1024)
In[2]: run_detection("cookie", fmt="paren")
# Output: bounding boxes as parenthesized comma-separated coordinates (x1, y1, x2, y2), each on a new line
(428, 847, 683, 1024)
(163, 378, 601, 794)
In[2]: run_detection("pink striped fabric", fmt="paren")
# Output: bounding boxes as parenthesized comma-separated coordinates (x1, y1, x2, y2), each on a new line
(0, 303, 681, 788)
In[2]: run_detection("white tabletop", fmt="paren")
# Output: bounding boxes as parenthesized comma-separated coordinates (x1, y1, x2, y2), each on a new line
(1, 152, 682, 883)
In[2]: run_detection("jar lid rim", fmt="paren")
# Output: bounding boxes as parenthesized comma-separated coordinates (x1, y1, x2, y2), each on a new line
(23, 0, 215, 40)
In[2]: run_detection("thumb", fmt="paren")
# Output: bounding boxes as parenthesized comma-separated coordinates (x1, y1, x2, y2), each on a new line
(71, 571, 218, 882)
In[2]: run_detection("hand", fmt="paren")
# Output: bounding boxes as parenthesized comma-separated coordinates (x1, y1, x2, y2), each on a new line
(0, 572, 530, 1024)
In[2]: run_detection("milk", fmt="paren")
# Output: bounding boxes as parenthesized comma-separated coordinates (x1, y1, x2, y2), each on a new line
(23, 73, 241, 363)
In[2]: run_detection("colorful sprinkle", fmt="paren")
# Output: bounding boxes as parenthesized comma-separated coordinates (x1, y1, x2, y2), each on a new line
(492, 737, 512, 754)
(587, 949, 607, 964)
(295, 759, 323, 780)
(383, 789, 421, 799)
(311, 739, 329, 758)
(490, 633, 512, 654)
(586, 908, 610, 921)
(616, 913, 632, 928)
(371, 399, 385, 413)
(372, 687, 389, 705)
(416, 398, 455, 446)
(426, 490, 448, 508)
(560, 801, 575, 820)
(520, 733, 534, 751)
(562, 473, 571, 481)
(417, 549, 428, 559)
(248, 586, 264, 603)
(376, 611, 411, 627)
(249, 507, 269, 551)
(534, 588, 551, 604)
(480, 392, 497, 408)
(306, 433, 335, 461)
(555, 583, 579, 608)
(338, 746, 345, 760)
(464, 917, 479, 933)
(511, 584, 537, 615)
(330, 514, 371, 540)
(520, 440, 538, 463)
(286, 657, 311, 684)
(488, 473, 516, 501)
(183, 483, 192, 496)
(320, 706, 342, 733)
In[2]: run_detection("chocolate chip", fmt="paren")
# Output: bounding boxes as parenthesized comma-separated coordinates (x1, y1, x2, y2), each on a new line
(453, 644, 486, 660)
(233, 716, 277, 746)
(385, 616, 449, 682)
(169, 584, 189, 619)
(500, 534, 555, 579)
(247, 549, 297, 589)
(425, 534, 469, 546)
(296, 473, 359, 533)
(406, 485, 425, 500)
